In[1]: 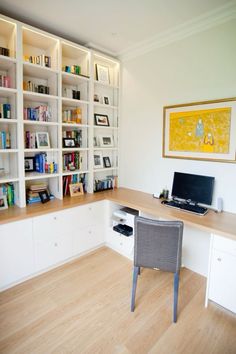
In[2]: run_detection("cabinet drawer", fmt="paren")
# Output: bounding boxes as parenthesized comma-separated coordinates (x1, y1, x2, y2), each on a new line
(213, 235, 236, 257)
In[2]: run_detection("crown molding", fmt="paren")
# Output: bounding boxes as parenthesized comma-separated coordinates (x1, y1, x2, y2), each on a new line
(119, 2, 236, 62)
(85, 42, 117, 57)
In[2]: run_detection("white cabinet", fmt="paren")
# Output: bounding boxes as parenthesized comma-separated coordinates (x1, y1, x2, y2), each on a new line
(207, 234, 236, 313)
(0, 219, 35, 289)
(106, 229, 134, 260)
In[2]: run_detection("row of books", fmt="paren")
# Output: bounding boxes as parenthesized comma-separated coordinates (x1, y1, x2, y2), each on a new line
(62, 130, 82, 147)
(24, 55, 51, 68)
(63, 65, 81, 75)
(0, 104, 11, 119)
(0, 47, 10, 57)
(62, 108, 82, 124)
(63, 151, 81, 171)
(63, 88, 80, 100)
(25, 131, 37, 149)
(24, 105, 51, 121)
(94, 176, 116, 192)
(0, 131, 11, 149)
(34, 153, 58, 174)
(0, 75, 11, 88)
(23, 81, 50, 95)
(0, 183, 14, 206)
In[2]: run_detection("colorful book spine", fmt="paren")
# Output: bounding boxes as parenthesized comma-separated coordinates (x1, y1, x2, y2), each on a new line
(0, 131, 11, 149)
(0, 104, 11, 119)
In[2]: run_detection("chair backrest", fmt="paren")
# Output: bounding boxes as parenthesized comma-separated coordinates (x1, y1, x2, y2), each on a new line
(134, 216, 184, 273)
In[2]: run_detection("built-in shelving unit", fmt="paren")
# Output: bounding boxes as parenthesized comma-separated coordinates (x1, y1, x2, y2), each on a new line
(0, 14, 120, 208)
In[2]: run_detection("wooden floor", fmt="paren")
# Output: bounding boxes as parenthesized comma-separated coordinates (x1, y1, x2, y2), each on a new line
(0, 247, 235, 354)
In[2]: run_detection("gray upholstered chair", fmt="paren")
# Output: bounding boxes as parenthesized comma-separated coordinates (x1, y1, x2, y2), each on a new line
(131, 216, 184, 323)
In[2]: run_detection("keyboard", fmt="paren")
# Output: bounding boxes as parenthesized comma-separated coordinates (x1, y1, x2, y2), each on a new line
(164, 200, 208, 215)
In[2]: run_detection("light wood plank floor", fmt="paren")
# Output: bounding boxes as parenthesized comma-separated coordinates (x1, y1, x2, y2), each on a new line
(0, 247, 235, 354)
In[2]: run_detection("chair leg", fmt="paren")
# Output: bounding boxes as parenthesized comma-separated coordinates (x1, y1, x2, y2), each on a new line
(173, 272, 179, 323)
(131, 266, 139, 312)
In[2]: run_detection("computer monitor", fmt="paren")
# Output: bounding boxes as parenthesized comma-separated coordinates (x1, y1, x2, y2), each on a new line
(171, 172, 215, 205)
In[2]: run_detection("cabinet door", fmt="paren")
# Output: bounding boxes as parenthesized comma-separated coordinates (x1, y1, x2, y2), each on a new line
(33, 211, 73, 272)
(209, 249, 236, 313)
(73, 225, 104, 256)
(0, 219, 34, 289)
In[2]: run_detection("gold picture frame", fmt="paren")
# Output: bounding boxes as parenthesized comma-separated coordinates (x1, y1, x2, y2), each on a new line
(163, 97, 236, 163)
(69, 182, 84, 197)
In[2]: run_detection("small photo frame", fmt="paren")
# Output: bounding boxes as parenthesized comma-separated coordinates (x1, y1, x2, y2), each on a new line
(63, 138, 76, 148)
(94, 151, 103, 168)
(36, 132, 50, 149)
(103, 96, 109, 105)
(69, 182, 84, 197)
(38, 190, 50, 204)
(24, 157, 35, 172)
(99, 135, 114, 147)
(103, 156, 111, 168)
(94, 94, 100, 102)
(96, 64, 110, 84)
(94, 114, 109, 126)
(0, 195, 8, 210)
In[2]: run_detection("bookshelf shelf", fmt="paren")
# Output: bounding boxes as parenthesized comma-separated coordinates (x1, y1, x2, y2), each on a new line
(0, 14, 120, 207)
(24, 172, 60, 181)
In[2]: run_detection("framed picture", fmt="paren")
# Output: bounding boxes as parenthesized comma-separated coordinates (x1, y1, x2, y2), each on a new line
(96, 64, 110, 84)
(94, 94, 100, 102)
(63, 138, 76, 148)
(69, 182, 84, 197)
(103, 96, 109, 105)
(163, 97, 236, 163)
(94, 114, 109, 126)
(24, 157, 34, 172)
(36, 132, 50, 149)
(38, 190, 50, 204)
(103, 156, 111, 168)
(99, 135, 114, 147)
(94, 151, 103, 168)
(0, 195, 8, 210)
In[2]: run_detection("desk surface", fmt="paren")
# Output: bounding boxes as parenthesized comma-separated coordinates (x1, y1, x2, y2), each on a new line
(0, 188, 236, 241)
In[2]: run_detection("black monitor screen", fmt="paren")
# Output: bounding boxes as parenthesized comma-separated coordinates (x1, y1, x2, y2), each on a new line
(171, 172, 215, 205)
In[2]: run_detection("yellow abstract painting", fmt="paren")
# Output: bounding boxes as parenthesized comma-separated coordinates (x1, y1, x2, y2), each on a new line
(169, 107, 231, 153)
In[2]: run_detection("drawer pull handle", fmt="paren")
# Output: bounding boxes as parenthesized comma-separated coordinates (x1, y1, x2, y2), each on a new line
(54, 243, 58, 247)
(217, 257, 221, 262)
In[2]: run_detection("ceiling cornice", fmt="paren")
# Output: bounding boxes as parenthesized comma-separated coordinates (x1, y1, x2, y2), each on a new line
(119, 1, 236, 62)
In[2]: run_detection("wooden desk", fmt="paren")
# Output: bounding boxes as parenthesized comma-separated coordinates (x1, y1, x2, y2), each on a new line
(0, 187, 236, 241)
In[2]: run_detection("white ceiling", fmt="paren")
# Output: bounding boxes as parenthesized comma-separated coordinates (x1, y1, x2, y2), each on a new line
(0, 0, 234, 57)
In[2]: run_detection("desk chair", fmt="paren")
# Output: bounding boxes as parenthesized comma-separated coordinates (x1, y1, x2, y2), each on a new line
(131, 216, 183, 323)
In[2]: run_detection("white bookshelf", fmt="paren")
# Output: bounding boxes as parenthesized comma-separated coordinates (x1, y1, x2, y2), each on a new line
(0, 14, 120, 208)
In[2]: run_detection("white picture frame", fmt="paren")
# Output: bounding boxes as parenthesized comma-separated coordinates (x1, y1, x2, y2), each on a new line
(99, 135, 114, 147)
(94, 151, 103, 168)
(36, 132, 50, 149)
(96, 64, 110, 84)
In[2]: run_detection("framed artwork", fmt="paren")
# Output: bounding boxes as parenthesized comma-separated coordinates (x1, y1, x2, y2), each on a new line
(163, 97, 236, 162)
(94, 151, 103, 168)
(94, 114, 109, 126)
(96, 64, 110, 84)
(0, 195, 8, 210)
(69, 182, 84, 197)
(99, 134, 114, 147)
(103, 156, 111, 168)
(36, 132, 50, 149)
(103, 96, 109, 105)
(38, 190, 50, 203)
(63, 138, 76, 148)
(24, 157, 34, 172)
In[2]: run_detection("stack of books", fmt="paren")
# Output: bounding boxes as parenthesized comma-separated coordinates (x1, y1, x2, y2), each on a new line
(24, 105, 51, 121)
(0, 104, 11, 119)
(24, 55, 51, 68)
(0, 131, 11, 149)
(26, 183, 54, 204)
(62, 107, 82, 124)
(0, 75, 11, 88)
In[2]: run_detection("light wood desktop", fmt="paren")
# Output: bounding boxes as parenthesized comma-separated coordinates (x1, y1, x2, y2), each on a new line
(0, 187, 236, 242)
